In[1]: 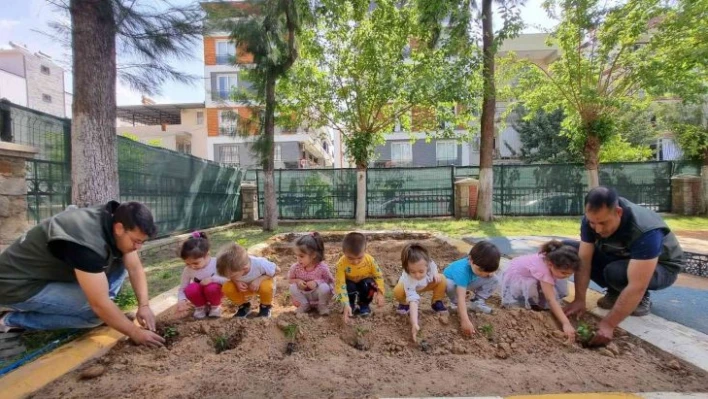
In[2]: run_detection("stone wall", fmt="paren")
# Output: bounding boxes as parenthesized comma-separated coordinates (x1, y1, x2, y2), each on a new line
(0, 142, 36, 252)
(241, 182, 258, 222)
(671, 175, 703, 216)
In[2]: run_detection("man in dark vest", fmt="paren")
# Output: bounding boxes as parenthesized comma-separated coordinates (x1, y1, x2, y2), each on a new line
(564, 186, 684, 346)
(0, 201, 165, 347)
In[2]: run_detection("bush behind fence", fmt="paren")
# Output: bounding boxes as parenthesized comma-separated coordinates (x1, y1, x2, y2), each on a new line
(0, 100, 244, 237)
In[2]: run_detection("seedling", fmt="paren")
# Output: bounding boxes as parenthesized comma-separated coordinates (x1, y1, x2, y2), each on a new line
(479, 324, 494, 340)
(212, 335, 229, 354)
(283, 323, 299, 355)
(576, 321, 595, 346)
(384, 290, 395, 303)
(353, 326, 369, 351)
(355, 326, 369, 337)
(162, 326, 178, 339)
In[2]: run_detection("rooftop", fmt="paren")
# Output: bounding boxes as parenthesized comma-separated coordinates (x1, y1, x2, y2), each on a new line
(117, 103, 204, 125)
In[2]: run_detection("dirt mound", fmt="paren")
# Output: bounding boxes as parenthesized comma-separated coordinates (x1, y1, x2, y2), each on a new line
(32, 235, 708, 399)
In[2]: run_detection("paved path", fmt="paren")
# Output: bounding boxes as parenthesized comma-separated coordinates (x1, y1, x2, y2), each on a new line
(463, 235, 708, 334)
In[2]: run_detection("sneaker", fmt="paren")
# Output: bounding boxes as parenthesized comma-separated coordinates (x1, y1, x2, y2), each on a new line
(256, 305, 272, 318)
(234, 303, 251, 319)
(296, 303, 311, 314)
(208, 306, 222, 318)
(396, 304, 410, 315)
(358, 304, 371, 317)
(469, 299, 493, 314)
(193, 306, 207, 319)
(632, 294, 651, 317)
(431, 300, 447, 313)
(597, 289, 620, 310)
(317, 304, 330, 316)
(0, 312, 14, 333)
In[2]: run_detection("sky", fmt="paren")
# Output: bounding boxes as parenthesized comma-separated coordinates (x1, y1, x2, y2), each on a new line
(0, 0, 556, 107)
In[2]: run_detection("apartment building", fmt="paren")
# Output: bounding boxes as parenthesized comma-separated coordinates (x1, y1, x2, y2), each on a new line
(0, 42, 71, 118)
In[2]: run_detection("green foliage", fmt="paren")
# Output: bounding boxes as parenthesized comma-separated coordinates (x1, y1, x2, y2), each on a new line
(121, 133, 140, 142)
(283, 324, 299, 341)
(146, 138, 163, 148)
(114, 288, 138, 310)
(598, 135, 653, 162)
(514, 108, 578, 163)
(162, 326, 179, 339)
(212, 335, 229, 354)
(576, 321, 595, 344)
(479, 323, 494, 340)
(656, 101, 708, 162)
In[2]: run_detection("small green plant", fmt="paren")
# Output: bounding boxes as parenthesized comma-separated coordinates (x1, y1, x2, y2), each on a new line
(384, 290, 394, 303)
(163, 326, 178, 339)
(576, 321, 595, 345)
(283, 324, 299, 341)
(479, 323, 494, 340)
(114, 289, 138, 310)
(355, 326, 369, 337)
(212, 335, 229, 354)
(161, 271, 171, 280)
(236, 238, 248, 246)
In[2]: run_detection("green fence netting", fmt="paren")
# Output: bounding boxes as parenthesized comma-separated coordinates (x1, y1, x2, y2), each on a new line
(367, 167, 454, 217)
(0, 100, 244, 237)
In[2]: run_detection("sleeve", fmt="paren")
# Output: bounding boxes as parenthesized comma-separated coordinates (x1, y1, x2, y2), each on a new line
(630, 229, 664, 260)
(316, 263, 335, 285)
(428, 261, 439, 279)
(529, 260, 555, 285)
(402, 275, 421, 303)
(369, 256, 385, 294)
(210, 258, 228, 284)
(580, 217, 595, 243)
(288, 263, 298, 280)
(334, 257, 349, 304)
(178, 267, 191, 301)
(47, 240, 107, 273)
(254, 257, 277, 277)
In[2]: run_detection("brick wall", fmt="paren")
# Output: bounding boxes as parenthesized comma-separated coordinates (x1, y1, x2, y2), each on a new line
(204, 37, 254, 65)
(207, 107, 259, 137)
(671, 176, 703, 215)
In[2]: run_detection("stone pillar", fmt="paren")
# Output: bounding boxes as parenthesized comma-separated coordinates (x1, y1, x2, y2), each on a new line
(240, 182, 259, 222)
(0, 142, 37, 252)
(671, 175, 703, 216)
(454, 178, 479, 219)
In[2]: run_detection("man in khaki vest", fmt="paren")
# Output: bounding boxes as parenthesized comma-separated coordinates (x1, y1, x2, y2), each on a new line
(564, 187, 684, 346)
(0, 201, 164, 347)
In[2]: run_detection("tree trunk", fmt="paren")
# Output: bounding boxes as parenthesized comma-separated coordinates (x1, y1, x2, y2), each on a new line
(355, 165, 366, 225)
(70, 0, 118, 207)
(476, 0, 495, 222)
(701, 150, 708, 215)
(263, 73, 278, 231)
(583, 133, 601, 190)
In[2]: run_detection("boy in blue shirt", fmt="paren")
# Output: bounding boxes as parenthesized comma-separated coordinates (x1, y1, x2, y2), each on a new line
(443, 241, 501, 335)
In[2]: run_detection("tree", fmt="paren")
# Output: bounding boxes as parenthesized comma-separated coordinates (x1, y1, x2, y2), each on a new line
(281, 0, 477, 224)
(417, 0, 524, 221)
(62, 0, 202, 207)
(514, 108, 577, 163)
(210, 0, 309, 231)
(514, 0, 662, 189)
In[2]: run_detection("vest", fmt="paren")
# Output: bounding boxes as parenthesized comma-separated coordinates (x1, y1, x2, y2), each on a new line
(0, 201, 122, 304)
(595, 198, 684, 274)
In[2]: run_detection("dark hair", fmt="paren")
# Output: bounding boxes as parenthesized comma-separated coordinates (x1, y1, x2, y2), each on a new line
(540, 240, 581, 272)
(468, 241, 501, 272)
(113, 202, 158, 238)
(180, 231, 210, 260)
(296, 232, 325, 263)
(342, 232, 366, 255)
(216, 243, 250, 276)
(585, 186, 619, 212)
(401, 242, 430, 273)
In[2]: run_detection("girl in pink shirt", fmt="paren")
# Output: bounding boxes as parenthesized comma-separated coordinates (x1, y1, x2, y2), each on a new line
(501, 240, 580, 342)
(288, 232, 335, 315)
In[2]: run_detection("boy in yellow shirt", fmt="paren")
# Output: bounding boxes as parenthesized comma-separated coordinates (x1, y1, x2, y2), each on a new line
(335, 232, 385, 323)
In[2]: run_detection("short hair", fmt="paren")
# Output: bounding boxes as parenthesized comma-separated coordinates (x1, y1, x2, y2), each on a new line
(540, 240, 581, 272)
(468, 241, 501, 272)
(585, 186, 619, 212)
(180, 231, 210, 260)
(401, 242, 430, 273)
(216, 243, 250, 276)
(342, 232, 366, 255)
(295, 232, 325, 263)
(113, 202, 157, 238)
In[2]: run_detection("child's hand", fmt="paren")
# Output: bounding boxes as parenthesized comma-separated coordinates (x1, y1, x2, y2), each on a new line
(342, 305, 352, 324)
(296, 280, 307, 290)
(411, 323, 420, 343)
(562, 323, 576, 343)
(432, 273, 441, 283)
(236, 282, 248, 292)
(248, 280, 261, 292)
(461, 320, 476, 336)
(200, 278, 212, 286)
(306, 281, 318, 291)
(375, 292, 385, 307)
(176, 300, 190, 317)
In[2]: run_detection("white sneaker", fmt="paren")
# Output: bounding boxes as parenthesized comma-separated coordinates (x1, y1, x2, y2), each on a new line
(469, 299, 493, 314)
(208, 306, 222, 318)
(193, 306, 207, 319)
(0, 312, 16, 333)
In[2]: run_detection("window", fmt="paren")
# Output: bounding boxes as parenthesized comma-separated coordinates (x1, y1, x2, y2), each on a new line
(196, 111, 204, 125)
(471, 136, 480, 152)
(216, 145, 239, 165)
(41, 65, 50, 75)
(219, 110, 238, 135)
(274, 144, 282, 161)
(437, 141, 457, 160)
(216, 74, 238, 100)
(215, 40, 236, 64)
(391, 142, 412, 163)
(42, 94, 52, 103)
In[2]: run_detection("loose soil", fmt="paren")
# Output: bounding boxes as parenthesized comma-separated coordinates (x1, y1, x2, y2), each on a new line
(32, 232, 708, 398)
(675, 230, 708, 241)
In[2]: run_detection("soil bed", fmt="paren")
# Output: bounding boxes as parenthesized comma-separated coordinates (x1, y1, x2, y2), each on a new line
(32, 232, 708, 398)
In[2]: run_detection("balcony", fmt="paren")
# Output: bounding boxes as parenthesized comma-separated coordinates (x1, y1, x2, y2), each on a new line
(219, 126, 237, 136)
(212, 90, 232, 101)
(216, 54, 233, 65)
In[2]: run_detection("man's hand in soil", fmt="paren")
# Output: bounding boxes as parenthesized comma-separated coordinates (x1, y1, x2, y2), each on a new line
(589, 320, 614, 347)
(411, 323, 420, 343)
(306, 281, 318, 291)
(236, 282, 248, 292)
(136, 305, 157, 331)
(562, 322, 576, 344)
(563, 299, 586, 319)
(200, 278, 212, 286)
(175, 300, 190, 318)
(461, 320, 476, 336)
(130, 328, 165, 348)
(342, 305, 353, 324)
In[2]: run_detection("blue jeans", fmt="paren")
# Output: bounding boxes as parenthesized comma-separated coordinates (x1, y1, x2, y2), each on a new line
(4, 265, 127, 330)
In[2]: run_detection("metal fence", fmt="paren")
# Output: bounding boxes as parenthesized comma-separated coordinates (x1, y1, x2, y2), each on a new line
(253, 160, 702, 219)
(0, 100, 244, 237)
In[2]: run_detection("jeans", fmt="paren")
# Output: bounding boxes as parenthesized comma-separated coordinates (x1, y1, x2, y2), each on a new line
(563, 240, 678, 294)
(346, 278, 377, 307)
(4, 264, 128, 330)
